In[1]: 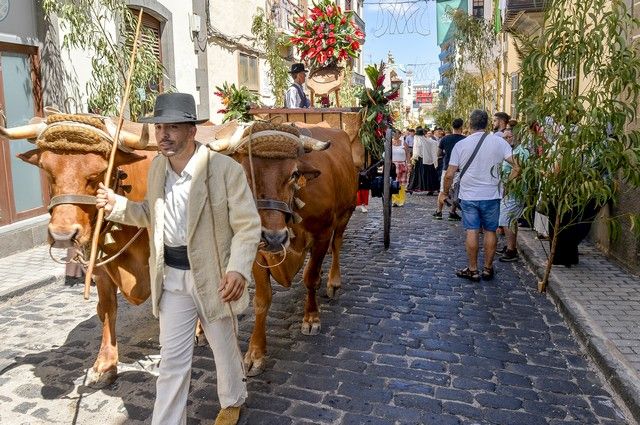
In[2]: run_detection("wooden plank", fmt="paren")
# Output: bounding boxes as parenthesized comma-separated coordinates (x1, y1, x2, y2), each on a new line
(322, 113, 341, 129)
(250, 107, 360, 115)
(287, 113, 305, 124)
(305, 113, 323, 124)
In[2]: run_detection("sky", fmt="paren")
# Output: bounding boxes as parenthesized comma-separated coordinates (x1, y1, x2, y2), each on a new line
(362, 0, 442, 85)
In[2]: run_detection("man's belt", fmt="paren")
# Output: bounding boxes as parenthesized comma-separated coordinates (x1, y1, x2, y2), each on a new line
(164, 245, 190, 270)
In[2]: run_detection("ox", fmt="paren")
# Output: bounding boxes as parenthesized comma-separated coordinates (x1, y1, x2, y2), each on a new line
(207, 122, 358, 376)
(0, 114, 155, 386)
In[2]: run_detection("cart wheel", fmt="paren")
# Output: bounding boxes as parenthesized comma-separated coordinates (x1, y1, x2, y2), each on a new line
(383, 128, 392, 249)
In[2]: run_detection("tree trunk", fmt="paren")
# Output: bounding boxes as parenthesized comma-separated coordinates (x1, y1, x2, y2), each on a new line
(539, 213, 561, 293)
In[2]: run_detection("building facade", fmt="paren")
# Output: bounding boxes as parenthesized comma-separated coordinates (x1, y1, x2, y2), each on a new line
(0, 0, 367, 257)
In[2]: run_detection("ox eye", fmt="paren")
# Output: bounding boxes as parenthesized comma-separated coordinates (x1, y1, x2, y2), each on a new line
(290, 171, 300, 181)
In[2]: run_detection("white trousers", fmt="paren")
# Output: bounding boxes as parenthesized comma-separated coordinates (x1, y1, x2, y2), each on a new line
(151, 278, 247, 425)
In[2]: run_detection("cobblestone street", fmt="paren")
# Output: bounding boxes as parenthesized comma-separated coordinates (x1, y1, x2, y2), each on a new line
(0, 195, 631, 424)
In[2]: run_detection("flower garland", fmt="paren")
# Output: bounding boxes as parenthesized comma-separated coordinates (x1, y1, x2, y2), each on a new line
(358, 62, 399, 159)
(289, 0, 365, 69)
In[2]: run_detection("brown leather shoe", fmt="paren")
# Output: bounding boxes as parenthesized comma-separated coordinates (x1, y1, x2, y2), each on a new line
(214, 406, 241, 425)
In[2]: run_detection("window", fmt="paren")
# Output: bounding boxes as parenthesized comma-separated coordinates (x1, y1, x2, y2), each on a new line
(129, 9, 163, 93)
(0, 42, 48, 226)
(472, 0, 484, 19)
(238, 53, 259, 92)
(510, 73, 519, 118)
(558, 61, 577, 98)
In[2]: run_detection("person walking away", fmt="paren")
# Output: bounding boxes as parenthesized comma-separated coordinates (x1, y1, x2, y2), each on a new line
(493, 112, 510, 137)
(498, 123, 530, 262)
(407, 128, 430, 193)
(96, 93, 261, 425)
(422, 129, 441, 195)
(357, 168, 372, 212)
(391, 130, 409, 206)
(284, 63, 311, 108)
(434, 118, 465, 220)
(441, 109, 517, 282)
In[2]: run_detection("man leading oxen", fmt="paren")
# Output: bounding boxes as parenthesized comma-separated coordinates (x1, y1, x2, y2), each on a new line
(97, 93, 262, 425)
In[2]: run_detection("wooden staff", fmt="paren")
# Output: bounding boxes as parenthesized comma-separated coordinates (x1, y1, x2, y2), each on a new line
(84, 8, 145, 299)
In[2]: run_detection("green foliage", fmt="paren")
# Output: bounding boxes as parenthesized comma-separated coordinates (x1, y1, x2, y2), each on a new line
(251, 11, 290, 106)
(214, 82, 259, 123)
(338, 67, 364, 107)
(42, 0, 165, 120)
(433, 108, 453, 131)
(507, 0, 640, 287)
(447, 9, 498, 110)
(358, 62, 399, 159)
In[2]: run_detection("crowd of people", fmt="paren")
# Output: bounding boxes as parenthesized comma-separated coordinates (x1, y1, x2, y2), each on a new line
(356, 109, 556, 282)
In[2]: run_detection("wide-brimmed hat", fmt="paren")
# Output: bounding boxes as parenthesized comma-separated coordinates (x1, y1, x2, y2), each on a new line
(289, 63, 308, 74)
(138, 92, 208, 124)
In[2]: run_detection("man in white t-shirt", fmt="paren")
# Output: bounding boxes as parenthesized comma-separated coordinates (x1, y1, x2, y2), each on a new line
(441, 109, 518, 282)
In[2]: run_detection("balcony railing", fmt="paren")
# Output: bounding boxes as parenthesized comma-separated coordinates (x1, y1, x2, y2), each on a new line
(505, 0, 546, 14)
(504, 0, 546, 31)
(352, 71, 366, 87)
(267, 0, 304, 35)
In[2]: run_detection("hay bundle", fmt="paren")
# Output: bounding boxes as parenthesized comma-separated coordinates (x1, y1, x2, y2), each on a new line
(36, 114, 113, 154)
(234, 121, 303, 159)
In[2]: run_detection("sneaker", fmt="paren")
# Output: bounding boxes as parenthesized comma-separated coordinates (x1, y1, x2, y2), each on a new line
(360, 206, 368, 213)
(448, 212, 462, 221)
(499, 249, 519, 262)
(497, 245, 507, 254)
(433, 211, 443, 220)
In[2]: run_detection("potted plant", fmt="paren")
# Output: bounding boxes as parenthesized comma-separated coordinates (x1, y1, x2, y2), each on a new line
(214, 83, 259, 123)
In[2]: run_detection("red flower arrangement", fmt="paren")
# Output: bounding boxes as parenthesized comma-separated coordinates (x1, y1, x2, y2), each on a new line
(289, 0, 365, 69)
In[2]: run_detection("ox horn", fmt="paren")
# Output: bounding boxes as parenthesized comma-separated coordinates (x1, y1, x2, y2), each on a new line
(0, 121, 47, 142)
(208, 125, 246, 152)
(300, 135, 330, 153)
(104, 119, 149, 150)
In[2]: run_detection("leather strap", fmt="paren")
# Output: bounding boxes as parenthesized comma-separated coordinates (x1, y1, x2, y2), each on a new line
(256, 199, 293, 217)
(48, 194, 97, 212)
(459, 132, 489, 180)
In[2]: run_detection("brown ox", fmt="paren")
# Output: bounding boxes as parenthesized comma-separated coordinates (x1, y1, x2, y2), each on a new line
(0, 114, 155, 386)
(209, 123, 358, 376)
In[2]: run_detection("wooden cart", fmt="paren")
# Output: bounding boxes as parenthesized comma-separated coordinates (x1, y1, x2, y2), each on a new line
(249, 108, 393, 249)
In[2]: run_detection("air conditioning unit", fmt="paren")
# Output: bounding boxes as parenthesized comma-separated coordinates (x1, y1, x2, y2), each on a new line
(189, 13, 202, 34)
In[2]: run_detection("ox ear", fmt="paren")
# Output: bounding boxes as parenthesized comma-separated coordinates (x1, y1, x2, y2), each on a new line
(297, 159, 321, 186)
(115, 150, 147, 166)
(16, 148, 42, 167)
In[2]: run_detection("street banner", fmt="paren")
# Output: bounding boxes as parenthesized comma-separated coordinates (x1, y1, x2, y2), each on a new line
(436, 0, 468, 45)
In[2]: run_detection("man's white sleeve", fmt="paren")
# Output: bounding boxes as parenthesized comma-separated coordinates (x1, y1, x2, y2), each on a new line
(449, 144, 460, 167)
(284, 86, 300, 108)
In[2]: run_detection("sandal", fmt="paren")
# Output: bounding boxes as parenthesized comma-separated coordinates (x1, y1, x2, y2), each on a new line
(481, 266, 495, 281)
(456, 267, 480, 282)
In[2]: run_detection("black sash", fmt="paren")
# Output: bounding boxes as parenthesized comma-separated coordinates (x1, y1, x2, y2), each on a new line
(164, 245, 190, 270)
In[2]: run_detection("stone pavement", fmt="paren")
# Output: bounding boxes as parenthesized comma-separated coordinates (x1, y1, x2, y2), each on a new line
(518, 227, 640, 423)
(0, 245, 67, 301)
(0, 195, 633, 424)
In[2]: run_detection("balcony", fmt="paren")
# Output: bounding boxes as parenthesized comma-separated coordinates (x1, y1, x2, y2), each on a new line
(348, 10, 366, 39)
(352, 71, 366, 87)
(504, 0, 546, 33)
(267, 0, 304, 35)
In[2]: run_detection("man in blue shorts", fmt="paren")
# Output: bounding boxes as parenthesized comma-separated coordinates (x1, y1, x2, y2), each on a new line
(441, 110, 518, 282)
